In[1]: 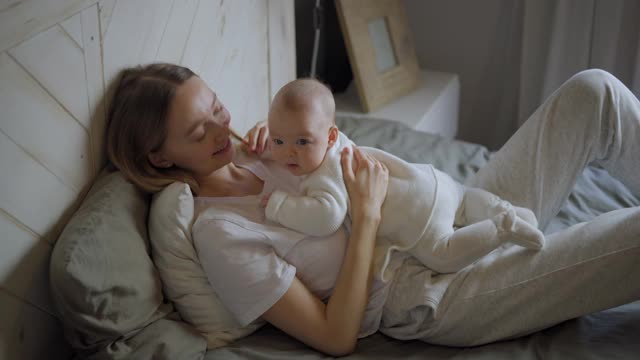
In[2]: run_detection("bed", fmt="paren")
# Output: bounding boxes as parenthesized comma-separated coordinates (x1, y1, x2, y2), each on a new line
(3, 1, 639, 358)
(202, 115, 640, 359)
(44, 113, 640, 360)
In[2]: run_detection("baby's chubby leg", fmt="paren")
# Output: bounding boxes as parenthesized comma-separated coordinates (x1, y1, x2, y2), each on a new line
(410, 211, 543, 274)
(458, 187, 544, 249)
(409, 173, 541, 274)
(457, 187, 538, 227)
(411, 218, 506, 273)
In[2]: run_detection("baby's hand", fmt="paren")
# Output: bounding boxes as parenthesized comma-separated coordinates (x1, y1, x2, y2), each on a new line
(260, 192, 272, 208)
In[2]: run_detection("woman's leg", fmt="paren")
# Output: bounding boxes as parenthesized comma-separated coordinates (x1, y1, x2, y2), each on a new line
(381, 206, 640, 346)
(380, 69, 640, 345)
(470, 69, 640, 229)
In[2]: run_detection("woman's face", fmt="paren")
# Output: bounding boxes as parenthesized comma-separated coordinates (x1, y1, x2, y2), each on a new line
(150, 76, 234, 178)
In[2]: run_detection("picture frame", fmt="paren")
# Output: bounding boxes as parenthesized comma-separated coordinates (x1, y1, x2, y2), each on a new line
(336, 0, 421, 113)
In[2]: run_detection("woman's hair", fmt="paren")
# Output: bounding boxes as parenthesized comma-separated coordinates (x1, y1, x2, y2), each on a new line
(106, 63, 200, 194)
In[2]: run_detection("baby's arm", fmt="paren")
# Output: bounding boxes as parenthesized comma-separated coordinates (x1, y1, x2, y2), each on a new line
(458, 187, 544, 249)
(265, 157, 348, 237)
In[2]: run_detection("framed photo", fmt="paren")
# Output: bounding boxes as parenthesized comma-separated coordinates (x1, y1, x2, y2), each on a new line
(336, 0, 421, 112)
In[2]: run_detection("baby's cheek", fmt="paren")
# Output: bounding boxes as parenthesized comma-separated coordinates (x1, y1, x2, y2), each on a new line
(270, 148, 284, 161)
(308, 148, 327, 170)
(272, 150, 290, 167)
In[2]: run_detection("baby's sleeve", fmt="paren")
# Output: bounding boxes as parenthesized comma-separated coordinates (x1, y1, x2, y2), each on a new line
(265, 150, 348, 237)
(193, 219, 296, 326)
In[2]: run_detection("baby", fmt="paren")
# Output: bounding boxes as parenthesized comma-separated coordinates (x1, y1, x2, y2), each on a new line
(262, 78, 544, 278)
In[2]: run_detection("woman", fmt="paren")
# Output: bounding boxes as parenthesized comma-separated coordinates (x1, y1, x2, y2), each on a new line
(106, 63, 640, 355)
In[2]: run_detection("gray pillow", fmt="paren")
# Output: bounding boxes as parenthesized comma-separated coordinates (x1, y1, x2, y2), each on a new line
(50, 170, 206, 359)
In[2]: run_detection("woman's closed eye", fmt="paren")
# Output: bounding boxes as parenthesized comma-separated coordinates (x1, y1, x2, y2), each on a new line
(192, 127, 206, 142)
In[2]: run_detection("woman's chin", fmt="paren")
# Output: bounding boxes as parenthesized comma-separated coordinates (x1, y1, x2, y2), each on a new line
(192, 147, 235, 177)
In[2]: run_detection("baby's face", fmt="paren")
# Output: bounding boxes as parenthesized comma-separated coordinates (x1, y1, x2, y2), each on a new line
(268, 107, 333, 176)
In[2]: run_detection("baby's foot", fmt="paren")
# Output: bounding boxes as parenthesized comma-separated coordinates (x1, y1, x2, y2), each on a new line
(513, 206, 539, 228)
(493, 198, 539, 228)
(494, 208, 545, 250)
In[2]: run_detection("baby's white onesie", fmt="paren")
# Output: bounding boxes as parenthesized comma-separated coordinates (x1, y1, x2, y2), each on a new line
(265, 132, 544, 278)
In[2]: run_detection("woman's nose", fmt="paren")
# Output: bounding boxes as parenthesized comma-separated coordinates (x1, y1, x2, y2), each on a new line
(211, 117, 227, 129)
(207, 121, 227, 141)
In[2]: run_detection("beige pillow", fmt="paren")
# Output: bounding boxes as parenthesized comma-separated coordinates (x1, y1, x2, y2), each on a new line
(148, 181, 264, 349)
(50, 170, 206, 359)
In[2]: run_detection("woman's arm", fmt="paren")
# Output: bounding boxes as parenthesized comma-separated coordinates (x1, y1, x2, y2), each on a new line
(262, 146, 388, 356)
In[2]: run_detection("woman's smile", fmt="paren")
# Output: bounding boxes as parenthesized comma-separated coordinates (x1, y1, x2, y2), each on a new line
(213, 138, 231, 156)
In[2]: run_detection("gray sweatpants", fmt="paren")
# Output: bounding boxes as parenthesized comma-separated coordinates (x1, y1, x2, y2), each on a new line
(379, 69, 640, 346)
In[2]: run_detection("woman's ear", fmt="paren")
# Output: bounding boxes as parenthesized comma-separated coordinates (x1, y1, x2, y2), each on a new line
(328, 126, 339, 147)
(148, 151, 173, 168)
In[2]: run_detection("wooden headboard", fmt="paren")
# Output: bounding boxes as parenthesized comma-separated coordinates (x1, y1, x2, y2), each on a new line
(0, 1, 295, 358)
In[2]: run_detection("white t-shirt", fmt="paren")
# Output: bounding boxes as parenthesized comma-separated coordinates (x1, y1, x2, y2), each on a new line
(192, 150, 391, 338)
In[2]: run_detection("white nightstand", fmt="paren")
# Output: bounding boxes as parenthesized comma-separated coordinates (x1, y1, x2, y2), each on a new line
(335, 69, 460, 139)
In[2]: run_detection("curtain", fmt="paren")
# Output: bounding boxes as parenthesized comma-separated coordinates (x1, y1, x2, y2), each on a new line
(517, 0, 640, 128)
(405, 0, 640, 149)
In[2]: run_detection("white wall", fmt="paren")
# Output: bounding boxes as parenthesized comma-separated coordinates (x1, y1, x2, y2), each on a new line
(0, 1, 295, 358)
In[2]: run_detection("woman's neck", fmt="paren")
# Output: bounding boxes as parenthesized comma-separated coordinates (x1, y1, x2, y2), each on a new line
(196, 162, 263, 198)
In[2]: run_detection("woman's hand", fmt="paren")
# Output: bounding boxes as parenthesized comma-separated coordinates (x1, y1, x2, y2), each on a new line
(242, 120, 269, 155)
(262, 145, 388, 357)
(341, 145, 389, 222)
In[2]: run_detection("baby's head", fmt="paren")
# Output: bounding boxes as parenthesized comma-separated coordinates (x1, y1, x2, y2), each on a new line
(268, 78, 338, 176)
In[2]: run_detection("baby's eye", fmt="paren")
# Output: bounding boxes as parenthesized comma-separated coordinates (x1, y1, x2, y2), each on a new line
(296, 139, 309, 145)
(272, 138, 284, 145)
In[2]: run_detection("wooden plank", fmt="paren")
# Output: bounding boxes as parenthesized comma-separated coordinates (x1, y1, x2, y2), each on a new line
(0, 290, 71, 360)
(0, 53, 92, 193)
(0, 211, 55, 316)
(9, 24, 91, 128)
(0, 0, 98, 52)
(197, 0, 269, 135)
(181, 0, 223, 74)
(60, 12, 83, 49)
(267, 0, 296, 101)
(138, 0, 174, 63)
(0, 123, 79, 242)
(81, 4, 108, 175)
(101, 0, 153, 85)
(156, 0, 199, 64)
(101, 0, 172, 86)
(98, 0, 117, 39)
(102, 0, 275, 134)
